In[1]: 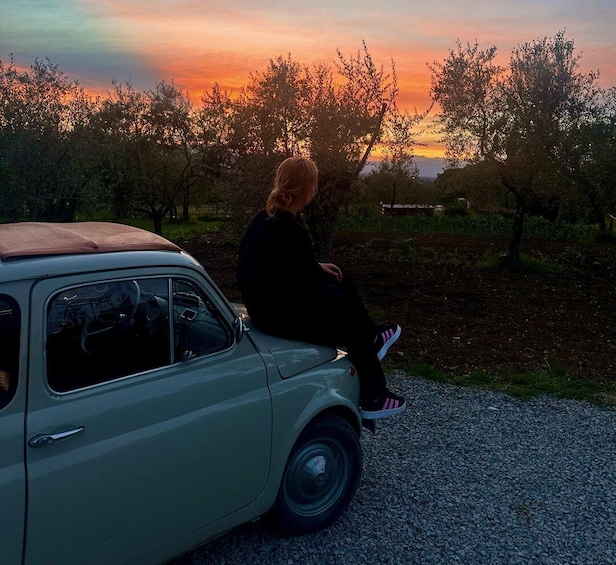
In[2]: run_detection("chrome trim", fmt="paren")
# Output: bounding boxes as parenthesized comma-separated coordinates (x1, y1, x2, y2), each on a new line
(28, 426, 85, 447)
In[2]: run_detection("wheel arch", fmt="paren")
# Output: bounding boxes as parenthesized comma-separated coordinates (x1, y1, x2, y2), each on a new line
(268, 408, 363, 534)
(313, 405, 362, 437)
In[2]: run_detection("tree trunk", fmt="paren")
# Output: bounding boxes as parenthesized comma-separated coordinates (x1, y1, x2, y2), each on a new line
(507, 195, 525, 269)
(182, 184, 190, 221)
(305, 207, 336, 262)
(303, 176, 348, 262)
(307, 104, 388, 261)
(153, 214, 163, 236)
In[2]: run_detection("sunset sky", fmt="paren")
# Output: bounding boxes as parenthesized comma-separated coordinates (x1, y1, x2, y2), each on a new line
(2, 0, 615, 157)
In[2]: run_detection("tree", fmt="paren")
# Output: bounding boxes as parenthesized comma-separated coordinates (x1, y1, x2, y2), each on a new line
(568, 86, 616, 238)
(304, 43, 394, 259)
(147, 80, 197, 222)
(435, 160, 507, 210)
(206, 54, 307, 235)
(0, 57, 97, 221)
(430, 31, 600, 267)
(194, 84, 236, 215)
(95, 80, 198, 234)
(219, 42, 414, 259)
(372, 99, 427, 207)
(234, 54, 311, 157)
(429, 40, 502, 167)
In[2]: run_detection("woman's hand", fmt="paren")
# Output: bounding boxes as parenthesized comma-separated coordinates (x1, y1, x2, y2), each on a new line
(319, 262, 343, 282)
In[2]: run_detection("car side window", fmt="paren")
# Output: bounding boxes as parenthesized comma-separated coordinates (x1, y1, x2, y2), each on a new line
(173, 279, 232, 361)
(47, 278, 171, 392)
(0, 295, 20, 410)
(46, 277, 233, 392)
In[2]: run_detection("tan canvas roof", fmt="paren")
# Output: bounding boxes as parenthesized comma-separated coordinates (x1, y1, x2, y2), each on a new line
(0, 222, 181, 261)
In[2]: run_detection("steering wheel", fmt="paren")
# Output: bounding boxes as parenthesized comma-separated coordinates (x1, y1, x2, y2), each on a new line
(80, 281, 140, 354)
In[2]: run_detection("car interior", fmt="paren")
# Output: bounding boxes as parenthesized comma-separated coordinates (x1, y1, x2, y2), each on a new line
(46, 278, 232, 393)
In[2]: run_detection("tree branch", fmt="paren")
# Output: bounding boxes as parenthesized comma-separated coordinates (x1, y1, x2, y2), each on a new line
(353, 102, 387, 179)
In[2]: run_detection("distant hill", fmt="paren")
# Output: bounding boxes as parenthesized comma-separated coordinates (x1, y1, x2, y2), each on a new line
(415, 156, 445, 179)
(360, 156, 445, 180)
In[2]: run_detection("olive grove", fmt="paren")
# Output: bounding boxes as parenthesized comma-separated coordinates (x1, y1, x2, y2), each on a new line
(1, 34, 614, 254)
(1, 44, 424, 251)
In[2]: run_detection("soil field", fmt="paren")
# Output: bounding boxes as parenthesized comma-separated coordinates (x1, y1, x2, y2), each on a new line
(182, 230, 616, 387)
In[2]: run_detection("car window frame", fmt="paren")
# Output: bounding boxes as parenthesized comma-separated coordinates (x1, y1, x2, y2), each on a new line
(172, 277, 234, 362)
(41, 271, 237, 395)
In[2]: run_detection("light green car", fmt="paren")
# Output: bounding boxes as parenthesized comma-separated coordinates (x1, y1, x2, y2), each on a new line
(0, 222, 363, 565)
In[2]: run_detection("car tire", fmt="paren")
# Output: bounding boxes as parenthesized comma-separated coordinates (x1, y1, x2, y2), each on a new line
(270, 415, 362, 535)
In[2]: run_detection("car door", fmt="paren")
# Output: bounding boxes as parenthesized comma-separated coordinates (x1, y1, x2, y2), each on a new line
(0, 293, 27, 565)
(24, 271, 272, 565)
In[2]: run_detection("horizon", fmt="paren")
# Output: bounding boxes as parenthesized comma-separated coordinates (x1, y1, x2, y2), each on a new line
(363, 156, 445, 179)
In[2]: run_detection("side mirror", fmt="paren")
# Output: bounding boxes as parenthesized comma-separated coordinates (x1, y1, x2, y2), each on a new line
(234, 316, 248, 342)
(231, 303, 249, 342)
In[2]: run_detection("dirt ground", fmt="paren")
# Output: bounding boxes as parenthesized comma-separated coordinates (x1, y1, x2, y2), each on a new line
(183, 230, 616, 384)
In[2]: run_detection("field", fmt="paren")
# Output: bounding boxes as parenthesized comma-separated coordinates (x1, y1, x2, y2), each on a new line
(182, 228, 616, 404)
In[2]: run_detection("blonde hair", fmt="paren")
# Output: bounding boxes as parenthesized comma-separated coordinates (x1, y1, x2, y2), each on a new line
(266, 156, 318, 216)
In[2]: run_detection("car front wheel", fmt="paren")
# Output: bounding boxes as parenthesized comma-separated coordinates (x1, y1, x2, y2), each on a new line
(270, 415, 362, 535)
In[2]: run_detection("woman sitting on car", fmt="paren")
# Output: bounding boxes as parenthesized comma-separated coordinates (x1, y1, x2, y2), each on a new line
(236, 156, 406, 420)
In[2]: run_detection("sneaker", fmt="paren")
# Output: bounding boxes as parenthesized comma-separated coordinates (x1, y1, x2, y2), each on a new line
(374, 324, 401, 361)
(360, 390, 407, 420)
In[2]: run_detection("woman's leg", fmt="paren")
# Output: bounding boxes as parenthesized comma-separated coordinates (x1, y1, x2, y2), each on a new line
(301, 275, 388, 403)
(263, 269, 403, 414)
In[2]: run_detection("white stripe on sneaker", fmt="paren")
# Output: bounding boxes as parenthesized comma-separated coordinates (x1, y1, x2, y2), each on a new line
(376, 324, 401, 361)
(359, 393, 407, 420)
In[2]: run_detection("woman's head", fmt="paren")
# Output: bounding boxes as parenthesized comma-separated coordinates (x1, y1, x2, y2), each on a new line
(266, 156, 318, 215)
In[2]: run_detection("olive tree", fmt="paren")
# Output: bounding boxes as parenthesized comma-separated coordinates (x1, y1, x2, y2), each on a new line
(568, 86, 616, 238)
(430, 31, 601, 267)
(0, 57, 97, 221)
(209, 54, 308, 235)
(216, 43, 412, 259)
(148, 80, 198, 222)
(371, 99, 428, 208)
(193, 84, 237, 216)
(95, 80, 198, 234)
(304, 44, 394, 259)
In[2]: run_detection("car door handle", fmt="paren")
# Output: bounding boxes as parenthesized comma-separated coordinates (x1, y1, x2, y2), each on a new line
(28, 427, 85, 447)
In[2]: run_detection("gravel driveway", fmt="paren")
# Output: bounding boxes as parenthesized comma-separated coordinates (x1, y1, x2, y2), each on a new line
(170, 372, 616, 565)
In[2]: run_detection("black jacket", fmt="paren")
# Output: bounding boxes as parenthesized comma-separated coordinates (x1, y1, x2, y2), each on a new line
(236, 209, 326, 333)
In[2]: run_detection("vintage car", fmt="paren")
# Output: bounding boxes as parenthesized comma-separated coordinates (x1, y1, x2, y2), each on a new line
(0, 221, 363, 565)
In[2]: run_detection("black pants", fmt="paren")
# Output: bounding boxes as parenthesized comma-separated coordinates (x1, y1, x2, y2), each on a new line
(262, 268, 387, 402)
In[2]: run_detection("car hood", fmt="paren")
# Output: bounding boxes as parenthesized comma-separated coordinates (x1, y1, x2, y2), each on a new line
(254, 330, 339, 378)
(232, 304, 339, 378)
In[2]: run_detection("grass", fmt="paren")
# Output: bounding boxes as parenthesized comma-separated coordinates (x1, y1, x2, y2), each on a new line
(121, 216, 224, 241)
(337, 211, 599, 242)
(399, 362, 616, 407)
(476, 251, 563, 273)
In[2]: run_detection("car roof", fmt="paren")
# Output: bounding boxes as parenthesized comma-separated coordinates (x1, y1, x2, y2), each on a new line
(0, 222, 181, 261)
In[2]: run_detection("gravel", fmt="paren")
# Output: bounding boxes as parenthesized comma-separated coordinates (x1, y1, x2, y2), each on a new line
(171, 372, 616, 565)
